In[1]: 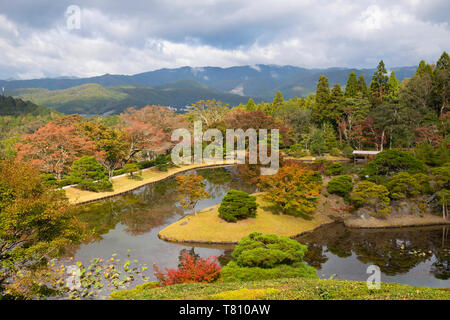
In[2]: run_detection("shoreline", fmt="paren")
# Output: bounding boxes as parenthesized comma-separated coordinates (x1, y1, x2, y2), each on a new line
(65, 162, 236, 205)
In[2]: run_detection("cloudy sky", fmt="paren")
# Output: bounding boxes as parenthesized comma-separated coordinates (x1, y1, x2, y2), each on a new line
(0, 0, 448, 79)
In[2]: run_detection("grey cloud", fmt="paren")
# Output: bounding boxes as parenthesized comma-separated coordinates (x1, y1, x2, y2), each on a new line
(0, 0, 448, 79)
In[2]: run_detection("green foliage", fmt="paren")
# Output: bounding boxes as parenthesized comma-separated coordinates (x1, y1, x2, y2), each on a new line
(386, 172, 421, 200)
(53, 254, 150, 299)
(351, 181, 390, 218)
(221, 232, 317, 282)
(345, 72, 358, 97)
(414, 141, 450, 167)
(69, 156, 112, 192)
(363, 150, 425, 180)
(110, 277, 450, 300)
(123, 163, 142, 179)
(431, 163, 450, 190)
(0, 160, 83, 298)
(220, 260, 317, 282)
(310, 127, 327, 156)
(327, 175, 353, 202)
(218, 190, 258, 222)
(326, 162, 344, 176)
(10, 83, 250, 115)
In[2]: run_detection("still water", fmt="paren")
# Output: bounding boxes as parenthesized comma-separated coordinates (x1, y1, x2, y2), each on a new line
(65, 166, 449, 288)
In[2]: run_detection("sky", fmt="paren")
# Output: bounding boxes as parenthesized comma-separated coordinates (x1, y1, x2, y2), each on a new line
(0, 0, 448, 80)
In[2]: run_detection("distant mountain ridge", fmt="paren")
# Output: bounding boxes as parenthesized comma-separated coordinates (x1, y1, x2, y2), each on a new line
(1, 64, 417, 100)
(6, 81, 256, 115)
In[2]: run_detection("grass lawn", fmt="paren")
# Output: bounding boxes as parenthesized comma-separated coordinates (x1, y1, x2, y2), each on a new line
(158, 193, 333, 243)
(110, 278, 450, 300)
(64, 162, 233, 205)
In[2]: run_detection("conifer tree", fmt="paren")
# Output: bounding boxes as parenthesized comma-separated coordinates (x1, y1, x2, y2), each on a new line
(312, 75, 330, 123)
(357, 75, 368, 96)
(246, 98, 256, 111)
(370, 60, 389, 104)
(345, 72, 358, 97)
(387, 71, 401, 100)
(272, 90, 284, 109)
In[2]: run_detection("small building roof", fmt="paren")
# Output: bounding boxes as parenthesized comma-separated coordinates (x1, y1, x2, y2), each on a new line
(352, 150, 381, 155)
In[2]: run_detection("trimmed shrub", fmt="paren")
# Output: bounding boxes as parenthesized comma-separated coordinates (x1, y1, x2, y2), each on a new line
(326, 162, 344, 176)
(386, 172, 421, 200)
(218, 190, 258, 222)
(123, 163, 142, 179)
(221, 232, 317, 282)
(327, 175, 353, 201)
(362, 150, 425, 181)
(351, 181, 390, 218)
(69, 156, 112, 192)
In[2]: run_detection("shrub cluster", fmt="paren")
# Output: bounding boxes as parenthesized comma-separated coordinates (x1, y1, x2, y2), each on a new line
(218, 190, 258, 222)
(326, 162, 344, 176)
(69, 156, 112, 192)
(327, 175, 353, 202)
(221, 232, 317, 282)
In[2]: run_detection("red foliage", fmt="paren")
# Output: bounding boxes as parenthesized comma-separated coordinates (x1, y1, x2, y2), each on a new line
(120, 105, 186, 160)
(153, 253, 221, 286)
(15, 121, 99, 178)
(415, 125, 442, 147)
(224, 109, 292, 146)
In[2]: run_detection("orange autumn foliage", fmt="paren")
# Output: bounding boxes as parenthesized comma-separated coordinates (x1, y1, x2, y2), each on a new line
(258, 163, 322, 218)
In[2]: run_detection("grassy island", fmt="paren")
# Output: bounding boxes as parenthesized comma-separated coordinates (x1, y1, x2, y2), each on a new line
(158, 193, 337, 244)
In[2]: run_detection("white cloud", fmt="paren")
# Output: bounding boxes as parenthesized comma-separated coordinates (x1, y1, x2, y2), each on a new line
(0, 1, 448, 79)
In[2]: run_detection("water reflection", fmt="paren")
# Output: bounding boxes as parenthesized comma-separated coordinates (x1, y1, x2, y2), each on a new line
(63, 167, 254, 280)
(296, 223, 450, 287)
(65, 166, 450, 288)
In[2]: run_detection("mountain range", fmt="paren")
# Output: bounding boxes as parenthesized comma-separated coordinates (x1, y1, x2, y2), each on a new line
(1, 64, 417, 115)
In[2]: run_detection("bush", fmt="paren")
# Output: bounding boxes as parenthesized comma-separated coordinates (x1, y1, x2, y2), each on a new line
(77, 179, 113, 192)
(327, 175, 353, 201)
(386, 172, 421, 200)
(69, 156, 112, 192)
(341, 144, 354, 158)
(329, 147, 343, 157)
(218, 190, 258, 222)
(221, 232, 317, 282)
(350, 181, 390, 218)
(221, 261, 317, 282)
(286, 144, 308, 158)
(156, 163, 169, 172)
(326, 162, 344, 176)
(362, 150, 425, 180)
(153, 253, 221, 286)
(123, 163, 142, 179)
(258, 164, 322, 218)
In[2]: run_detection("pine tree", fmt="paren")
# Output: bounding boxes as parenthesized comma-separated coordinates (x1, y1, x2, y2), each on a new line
(370, 60, 389, 104)
(416, 60, 433, 77)
(357, 75, 368, 96)
(246, 98, 256, 111)
(433, 51, 449, 116)
(387, 71, 401, 100)
(312, 75, 330, 123)
(436, 51, 449, 70)
(329, 84, 345, 123)
(345, 72, 358, 97)
(272, 90, 284, 109)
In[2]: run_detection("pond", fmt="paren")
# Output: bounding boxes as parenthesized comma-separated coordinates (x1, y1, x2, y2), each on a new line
(64, 166, 450, 289)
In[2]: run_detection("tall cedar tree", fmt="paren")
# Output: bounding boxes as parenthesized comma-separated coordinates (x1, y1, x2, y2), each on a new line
(370, 60, 389, 104)
(312, 75, 331, 123)
(345, 72, 358, 97)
